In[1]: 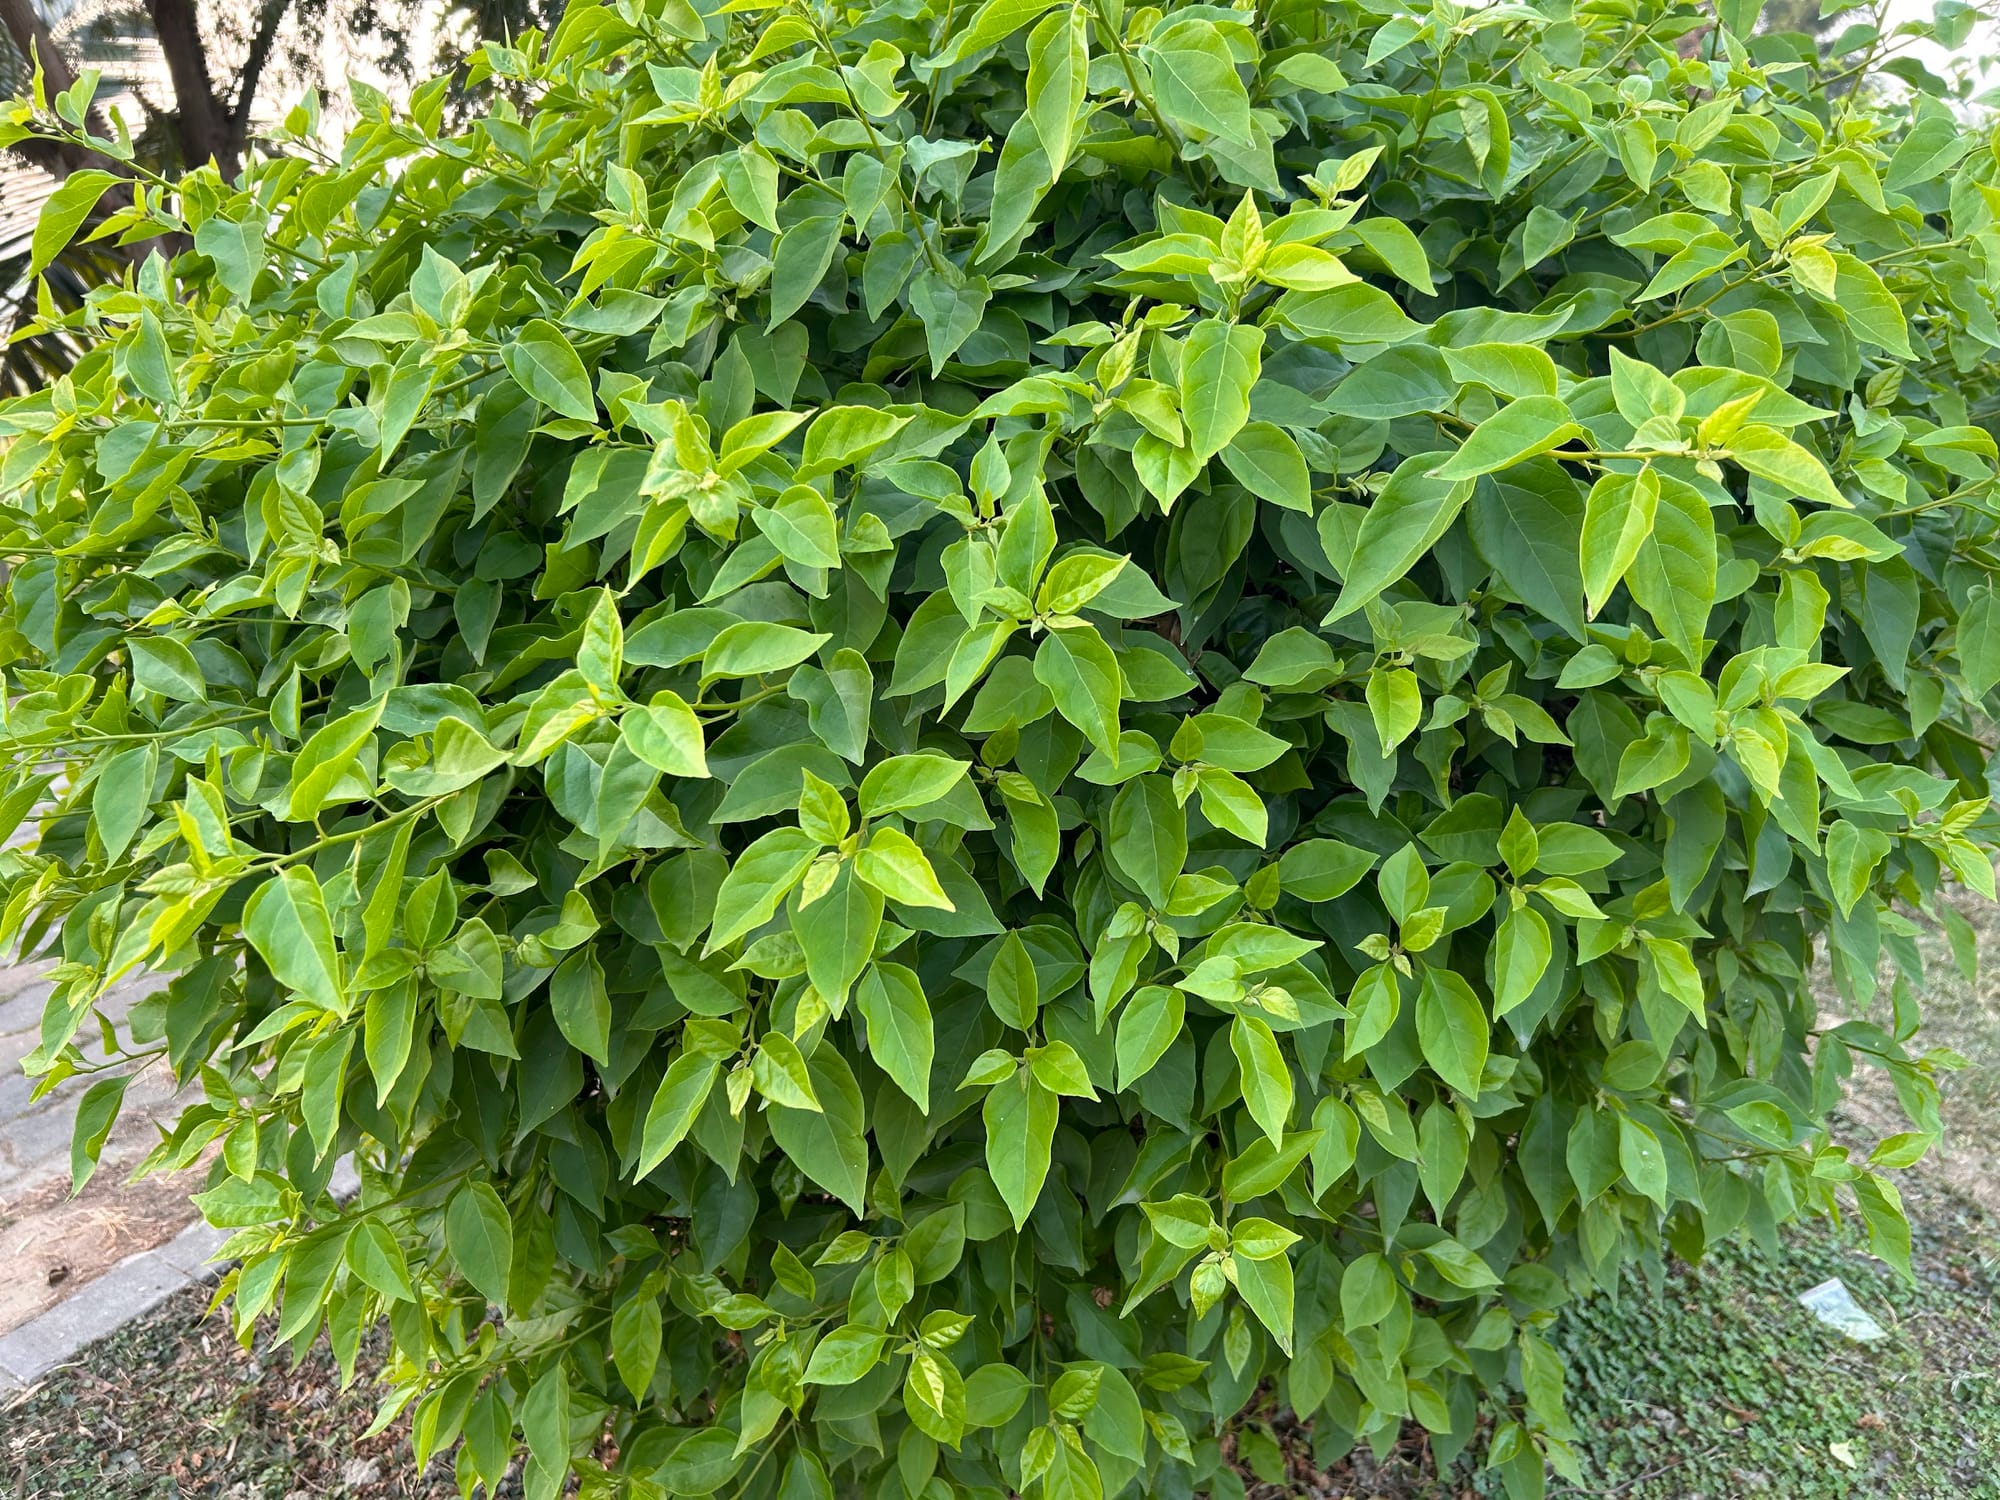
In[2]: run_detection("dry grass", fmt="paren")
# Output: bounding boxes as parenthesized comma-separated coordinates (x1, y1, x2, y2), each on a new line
(2, 1283, 517, 1500)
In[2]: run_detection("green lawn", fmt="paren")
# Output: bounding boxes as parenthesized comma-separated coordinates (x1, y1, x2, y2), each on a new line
(1546, 1169, 2000, 1499)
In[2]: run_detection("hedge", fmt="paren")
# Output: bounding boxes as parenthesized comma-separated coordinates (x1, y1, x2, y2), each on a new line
(1, 0, 1994, 1496)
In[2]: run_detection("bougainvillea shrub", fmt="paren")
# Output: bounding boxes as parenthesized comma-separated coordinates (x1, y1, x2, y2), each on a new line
(2, 0, 1996, 1494)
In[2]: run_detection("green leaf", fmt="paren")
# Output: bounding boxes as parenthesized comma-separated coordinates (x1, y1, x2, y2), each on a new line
(935, 0, 1062, 66)
(1232, 1247, 1295, 1355)
(1273, 840, 1372, 902)
(770, 216, 844, 326)
(446, 1183, 514, 1308)
(1616, 1114, 1668, 1207)
(1728, 424, 1847, 510)
(521, 1364, 570, 1479)
(983, 1067, 1059, 1228)
(1580, 468, 1661, 618)
(1366, 667, 1422, 751)
(910, 264, 992, 373)
(1180, 319, 1262, 460)
(859, 753, 971, 815)
(1416, 1102, 1468, 1215)
(1141, 17, 1253, 144)
(1116, 984, 1183, 1089)
(622, 693, 709, 776)
(1415, 967, 1488, 1096)
(1853, 1173, 1913, 1279)
(707, 828, 820, 951)
(1107, 774, 1186, 907)
(129, 637, 207, 702)
(1280, 283, 1425, 347)
(1831, 252, 1915, 358)
(31, 170, 121, 277)
(857, 826, 954, 908)
(803, 1325, 889, 1385)
(987, 930, 1040, 1031)
(793, 859, 881, 1005)
(1034, 625, 1123, 758)
(753, 1030, 822, 1110)
(1626, 475, 1716, 664)
(637, 1053, 720, 1176)
(1521, 204, 1575, 269)
(1431, 396, 1581, 480)
(1346, 217, 1435, 293)
(798, 406, 911, 480)
(612, 1289, 664, 1399)
(768, 1050, 870, 1212)
(68, 1074, 128, 1193)
(1221, 422, 1312, 511)
(1345, 962, 1401, 1059)
(1196, 767, 1267, 847)
(1025, 5, 1088, 181)
(243, 869, 345, 1012)
(756, 486, 842, 568)
(194, 216, 264, 301)
(1608, 348, 1685, 428)
(1029, 1039, 1095, 1098)
(550, 948, 612, 1065)
(1324, 453, 1472, 622)
(856, 961, 934, 1111)
(348, 1219, 417, 1301)
(92, 743, 156, 864)
(1038, 551, 1131, 614)
(1469, 463, 1588, 643)
(1340, 1253, 1397, 1329)
(1325, 344, 1452, 415)
(1418, 1236, 1501, 1289)
(1491, 905, 1552, 1019)
(1962, 582, 2000, 700)
(1231, 1013, 1293, 1146)
(288, 697, 384, 822)
(904, 1348, 967, 1446)
(502, 318, 597, 422)
(704, 622, 831, 679)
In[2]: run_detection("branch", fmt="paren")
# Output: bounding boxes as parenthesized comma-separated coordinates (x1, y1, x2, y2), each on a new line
(232, 0, 292, 130)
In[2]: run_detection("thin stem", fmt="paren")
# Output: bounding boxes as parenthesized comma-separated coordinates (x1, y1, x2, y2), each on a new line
(1092, 0, 1185, 160)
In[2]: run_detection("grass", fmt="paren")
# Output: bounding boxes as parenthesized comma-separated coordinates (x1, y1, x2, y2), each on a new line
(1546, 1169, 2000, 1499)
(0, 1287, 505, 1499)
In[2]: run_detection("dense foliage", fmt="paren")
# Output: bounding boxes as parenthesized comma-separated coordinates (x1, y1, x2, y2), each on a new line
(3, 0, 1998, 1495)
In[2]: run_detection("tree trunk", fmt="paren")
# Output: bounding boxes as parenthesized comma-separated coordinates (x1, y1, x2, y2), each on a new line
(144, 0, 240, 176)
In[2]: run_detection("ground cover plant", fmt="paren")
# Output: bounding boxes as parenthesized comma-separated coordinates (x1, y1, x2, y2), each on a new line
(1, 0, 1998, 1495)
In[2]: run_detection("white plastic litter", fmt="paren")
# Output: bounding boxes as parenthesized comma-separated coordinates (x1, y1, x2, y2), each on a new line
(1798, 1277, 1887, 1342)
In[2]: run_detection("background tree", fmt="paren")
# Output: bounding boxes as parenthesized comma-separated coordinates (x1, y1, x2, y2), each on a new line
(0, 0, 557, 391)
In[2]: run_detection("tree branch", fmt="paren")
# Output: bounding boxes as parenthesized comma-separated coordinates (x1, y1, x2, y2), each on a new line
(143, 0, 237, 175)
(232, 0, 291, 130)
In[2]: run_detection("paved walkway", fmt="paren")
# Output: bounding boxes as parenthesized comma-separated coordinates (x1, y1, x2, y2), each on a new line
(0, 963, 205, 1341)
